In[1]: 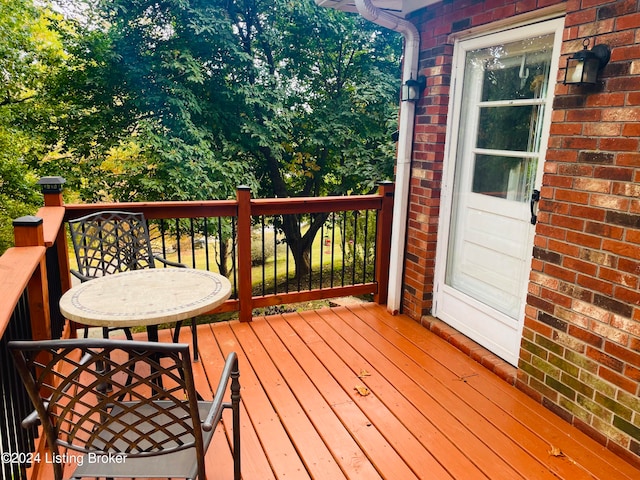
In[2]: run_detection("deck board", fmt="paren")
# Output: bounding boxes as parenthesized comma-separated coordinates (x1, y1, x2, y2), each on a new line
(195, 304, 639, 480)
(38, 303, 640, 480)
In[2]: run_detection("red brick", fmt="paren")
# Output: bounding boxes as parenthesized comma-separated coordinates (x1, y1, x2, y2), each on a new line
(627, 92, 640, 105)
(588, 347, 624, 371)
(566, 239, 599, 262)
(577, 274, 613, 295)
(536, 223, 567, 241)
(541, 288, 573, 308)
(618, 258, 640, 275)
(566, 231, 603, 249)
(616, 153, 640, 166)
(603, 239, 640, 259)
(550, 123, 584, 135)
(612, 182, 640, 197)
(593, 166, 635, 181)
(624, 364, 640, 381)
(605, 342, 640, 368)
(599, 267, 638, 289)
(563, 136, 599, 150)
(584, 221, 625, 239)
(545, 175, 574, 188)
(586, 92, 626, 107)
(614, 285, 640, 305)
(568, 324, 603, 347)
(598, 366, 638, 393)
(524, 315, 553, 337)
(590, 194, 630, 211)
(602, 107, 640, 122)
(566, 108, 603, 122)
(565, 8, 597, 26)
(600, 138, 639, 151)
(621, 123, 640, 136)
(548, 238, 580, 257)
(626, 229, 640, 244)
(554, 188, 590, 204)
(584, 124, 624, 140)
(544, 263, 577, 282)
(611, 44, 640, 62)
(552, 214, 585, 231)
(573, 178, 611, 193)
(546, 149, 579, 162)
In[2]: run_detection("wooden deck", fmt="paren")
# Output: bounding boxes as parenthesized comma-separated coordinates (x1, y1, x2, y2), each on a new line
(52, 303, 639, 479)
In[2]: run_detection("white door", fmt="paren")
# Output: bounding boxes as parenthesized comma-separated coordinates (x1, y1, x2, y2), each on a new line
(433, 19, 564, 365)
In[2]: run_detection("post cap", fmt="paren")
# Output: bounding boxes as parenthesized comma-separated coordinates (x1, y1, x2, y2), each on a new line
(37, 176, 66, 193)
(13, 216, 44, 227)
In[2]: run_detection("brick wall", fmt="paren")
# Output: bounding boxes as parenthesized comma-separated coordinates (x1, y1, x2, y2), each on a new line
(519, 0, 640, 466)
(403, 0, 640, 466)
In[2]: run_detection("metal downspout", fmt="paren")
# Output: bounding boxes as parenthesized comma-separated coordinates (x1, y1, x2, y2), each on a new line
(354, 0, 420, 314)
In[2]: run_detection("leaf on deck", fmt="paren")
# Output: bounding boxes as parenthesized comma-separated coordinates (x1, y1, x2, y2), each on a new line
(354, 385, 370, 396)
(548, 445, 564, 457)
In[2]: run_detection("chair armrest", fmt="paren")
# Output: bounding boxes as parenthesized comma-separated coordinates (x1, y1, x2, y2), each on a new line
(21, 408, 42, 429)
(203, 352, 239, 432)
(153, 255, 187, 269)
(71, 269, 93, 283)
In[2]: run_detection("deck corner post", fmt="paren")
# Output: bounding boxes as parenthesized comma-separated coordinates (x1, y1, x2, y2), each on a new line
(236, 186, 253, 322)
(12, 216, 52, 341)
(374, 182, 394, 305)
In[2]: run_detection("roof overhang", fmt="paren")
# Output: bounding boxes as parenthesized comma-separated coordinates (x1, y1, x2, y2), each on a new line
(315, 0, 440, 18)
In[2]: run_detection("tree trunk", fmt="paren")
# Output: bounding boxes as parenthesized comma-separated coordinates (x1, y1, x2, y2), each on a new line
(281, 211, 330, 281)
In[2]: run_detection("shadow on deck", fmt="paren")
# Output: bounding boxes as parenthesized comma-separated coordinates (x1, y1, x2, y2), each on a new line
(53, 303, 639, 479)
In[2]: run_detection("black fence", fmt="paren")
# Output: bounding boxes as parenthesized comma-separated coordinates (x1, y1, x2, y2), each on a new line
(0, 292, 36, 480)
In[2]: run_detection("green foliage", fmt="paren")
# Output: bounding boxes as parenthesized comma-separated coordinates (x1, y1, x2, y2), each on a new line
(20, 0, 401, 276)
(0, 0, 65, 253)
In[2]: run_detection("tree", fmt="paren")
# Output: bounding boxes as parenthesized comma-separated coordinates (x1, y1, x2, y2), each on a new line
(45, 0, 401, 277)
(225, 0, 401, 276)
(0, 0, 65, 253)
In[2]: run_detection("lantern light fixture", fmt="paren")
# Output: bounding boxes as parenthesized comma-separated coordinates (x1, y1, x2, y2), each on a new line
(564, 38, 610, 86)
(401, 75, 426, 102)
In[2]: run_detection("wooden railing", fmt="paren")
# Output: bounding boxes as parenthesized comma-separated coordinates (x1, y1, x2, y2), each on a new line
(0, 177, 393, 479)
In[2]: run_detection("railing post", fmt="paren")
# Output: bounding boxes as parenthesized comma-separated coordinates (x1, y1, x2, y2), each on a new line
(37, 176, 66, 207)
(374, 182, 394, 305)
(236, 186, 253, 322)
(37, 176, 72, 337)
(13, 216, 52, 341)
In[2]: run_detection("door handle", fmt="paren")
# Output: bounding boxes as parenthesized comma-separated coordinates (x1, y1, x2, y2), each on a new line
(530, 189, 540, 225)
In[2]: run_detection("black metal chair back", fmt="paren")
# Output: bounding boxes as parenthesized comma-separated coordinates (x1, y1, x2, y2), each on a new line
(68, 211, 157, 281)
(9, 338, 240, 480)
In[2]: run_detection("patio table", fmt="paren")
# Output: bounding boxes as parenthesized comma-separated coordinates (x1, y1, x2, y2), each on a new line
(59, 268, 232, 343)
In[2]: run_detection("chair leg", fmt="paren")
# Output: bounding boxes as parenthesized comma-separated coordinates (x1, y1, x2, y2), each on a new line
(192, 318, 199, 361)
(173, 319, 198, 361)
(231, 368, 241, 480)
(173, 320, 183, 343)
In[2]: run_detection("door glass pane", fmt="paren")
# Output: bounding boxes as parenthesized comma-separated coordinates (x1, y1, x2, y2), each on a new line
(477, 105, 541, 151)
(472, 154, 534, 202)
(481, 49, 551, 101)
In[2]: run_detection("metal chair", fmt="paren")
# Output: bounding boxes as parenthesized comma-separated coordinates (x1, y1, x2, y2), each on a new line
(9, 338, 241, 480)
(68, 210, 201, 359)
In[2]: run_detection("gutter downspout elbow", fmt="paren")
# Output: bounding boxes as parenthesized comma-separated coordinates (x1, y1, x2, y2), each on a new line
(355, 0, 419, 314)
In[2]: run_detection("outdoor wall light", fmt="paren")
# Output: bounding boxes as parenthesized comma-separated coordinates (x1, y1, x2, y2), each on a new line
(564, 38, 610, 86)
(401, 75, 426, 102)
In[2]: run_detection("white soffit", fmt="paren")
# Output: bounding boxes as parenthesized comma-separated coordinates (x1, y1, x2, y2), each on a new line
(315, 0, 439, 18)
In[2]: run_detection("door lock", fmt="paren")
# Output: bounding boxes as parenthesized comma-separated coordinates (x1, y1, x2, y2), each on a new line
(530, 189, 540, 225)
